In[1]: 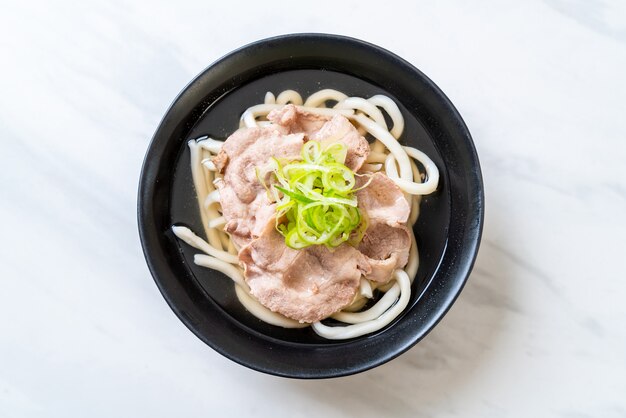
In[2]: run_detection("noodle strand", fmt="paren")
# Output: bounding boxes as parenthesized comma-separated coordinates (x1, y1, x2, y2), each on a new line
(312, 270, 411, 339)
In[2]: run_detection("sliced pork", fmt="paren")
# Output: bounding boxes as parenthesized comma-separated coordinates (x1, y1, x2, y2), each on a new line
(213, 127, 304, 246)
(215, 127, 304, 203)
(309, 114, 369, 171)
(356, 173, 412, 283)
(239, 221, 371, 323)
(358, 222, 411, 283)
(356, 172, 410, 226)
(266, 104, 328, 137)
(268, 104, 369, 171)
(214, 181, 275, 248)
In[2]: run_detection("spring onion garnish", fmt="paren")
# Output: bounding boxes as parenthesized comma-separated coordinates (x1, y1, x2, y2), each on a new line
(257, 141, 369, 249)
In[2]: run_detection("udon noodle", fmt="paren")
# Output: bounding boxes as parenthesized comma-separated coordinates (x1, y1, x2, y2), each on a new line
(172, 89, 439, 339)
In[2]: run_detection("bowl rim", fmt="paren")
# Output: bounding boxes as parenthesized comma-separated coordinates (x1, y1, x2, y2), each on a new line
(138, 33, 484, 379)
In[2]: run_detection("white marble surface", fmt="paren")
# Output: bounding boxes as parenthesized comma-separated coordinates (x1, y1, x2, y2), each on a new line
(1, 0, 625, 416)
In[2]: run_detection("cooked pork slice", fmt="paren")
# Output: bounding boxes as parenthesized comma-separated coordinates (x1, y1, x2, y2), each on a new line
(356, 172, 410, 226)
(358, 222, 411, 283)
(215, 180, 276, 248)
(267, 104, 329, 137)
(239, 221, 371, 323)
(215, 127, 304, 203)
(356, 172, 412, 282)
(212, 126, 304, 245)
(268, 104, 370, 171)
(309, 115, 369, 171)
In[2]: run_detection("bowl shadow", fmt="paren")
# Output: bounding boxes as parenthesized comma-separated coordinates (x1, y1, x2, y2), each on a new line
(282, 215, 513, 415)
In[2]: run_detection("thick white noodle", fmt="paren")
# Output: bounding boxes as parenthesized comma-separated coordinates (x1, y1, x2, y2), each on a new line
(368, 95, 404, 139)
(201, 158, 216, 171)
(332, 281, 401, 323)
(208, 216, 226, 228)
(264, 92, 276, 104)
(352, 114, 413, 182)
(410, 195, 420, 225)
(227, 240, 237, 255)
(197, 138, 224, 153)
(218, 232, 230, 251)
(172, 226, 239, 265)
(303, 89, 348, 107)
(203, 189, 220, 208)
(380, 148, 439, 195)
(384, 153, 400, 179)
(375, 281, 394, 293)
(390, 146, 440, 195)
(201, 149, 212, 190)
(371, 140, 386, 154)
(359, 277, 373, 299)
(409, 157, 422, 222)
(366, 151, 388, 163)
(194, 254, 245, 287)
(188, 140, 223, 250)
(343, 297, 368, 312)
(276, 90, 303, 105)
(312, 270, 411, 339)
(335, 97, 388, 130)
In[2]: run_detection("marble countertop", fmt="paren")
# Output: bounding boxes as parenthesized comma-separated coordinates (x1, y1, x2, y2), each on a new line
(1, 1, 625, 417)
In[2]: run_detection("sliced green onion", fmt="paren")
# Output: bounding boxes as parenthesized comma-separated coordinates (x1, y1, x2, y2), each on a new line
(258, 141, 370, 249)
(274, 186, 314, 204)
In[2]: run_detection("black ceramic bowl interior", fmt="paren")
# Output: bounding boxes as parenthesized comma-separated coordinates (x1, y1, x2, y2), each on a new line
(138, 34, 484, 378)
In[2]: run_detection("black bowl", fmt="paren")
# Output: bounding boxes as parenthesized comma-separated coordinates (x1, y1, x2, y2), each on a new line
(138, 34, 484, 378)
